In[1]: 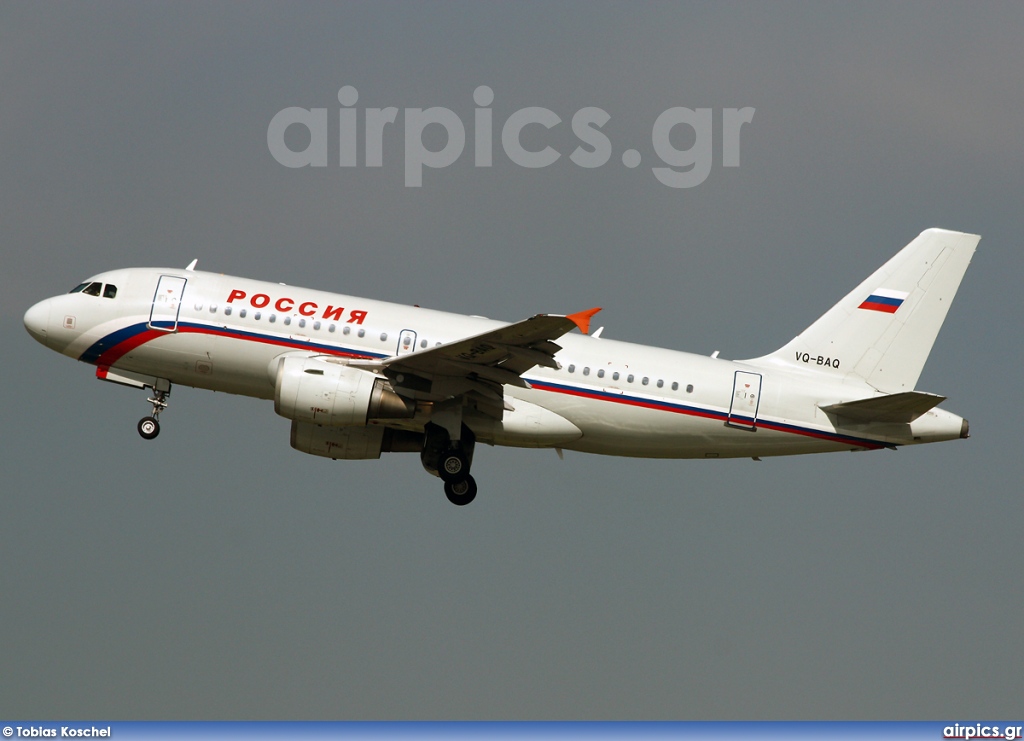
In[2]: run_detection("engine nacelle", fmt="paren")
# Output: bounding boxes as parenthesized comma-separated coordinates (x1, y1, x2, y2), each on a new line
(290, 421, 385, 459)
(291, 421, 425, 460)
(274, 355, 414, 426)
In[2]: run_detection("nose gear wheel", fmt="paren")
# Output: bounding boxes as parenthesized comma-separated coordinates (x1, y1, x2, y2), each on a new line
(137, 386, 171, 440)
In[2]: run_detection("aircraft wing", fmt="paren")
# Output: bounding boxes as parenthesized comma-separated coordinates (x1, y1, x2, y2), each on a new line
(351, 307, 600, 416)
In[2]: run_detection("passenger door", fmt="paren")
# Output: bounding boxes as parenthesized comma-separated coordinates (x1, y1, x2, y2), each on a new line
(149, 275, 187, 332)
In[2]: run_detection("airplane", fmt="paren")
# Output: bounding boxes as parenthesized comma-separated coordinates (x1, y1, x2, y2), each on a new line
(23, 228, 977, 506)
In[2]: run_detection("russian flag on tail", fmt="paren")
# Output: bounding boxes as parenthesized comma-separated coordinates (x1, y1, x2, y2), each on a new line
(858, 288, 909, 314)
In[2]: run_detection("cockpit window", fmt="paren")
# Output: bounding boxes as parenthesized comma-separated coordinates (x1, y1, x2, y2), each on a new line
(69, 283, 89, 294)
(103, 284, 117, 299)
(81, 282, 102, 297)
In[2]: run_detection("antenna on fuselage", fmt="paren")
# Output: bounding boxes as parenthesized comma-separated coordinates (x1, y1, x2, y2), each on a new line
(185, 259, 198, 271)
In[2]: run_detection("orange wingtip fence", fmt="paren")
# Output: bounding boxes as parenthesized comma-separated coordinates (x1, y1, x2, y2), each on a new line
(566, 307, 602, 335)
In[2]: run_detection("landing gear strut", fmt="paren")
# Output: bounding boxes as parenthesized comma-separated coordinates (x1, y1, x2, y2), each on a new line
(138, 386, 170, 440)
(422, 422, 478, 505)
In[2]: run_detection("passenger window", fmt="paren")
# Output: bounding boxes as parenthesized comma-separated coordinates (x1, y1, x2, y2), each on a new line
(298, 318, 306, 328)
(583, 367, 590, 376)
(656, 379, 664, 388)
(567, 364, 575, 373)
(597, 369, 605, 379)
(671, 382, 679, 391)
(343, 326, 351, 335)
(380, 332, 387, 341)
(195, 302, 203, 311)
(224, 306, 232, 316)
(686, 384, 694, 393)
(642, 377, 649, 385)
(329, 324, 336, 333)
(420, 339, 427, 348)
(254, 312, 261, 320)
(313, 321, 321, 331)
(209, 304, 217, 313)
(239, 308, 247, 318)
(103, 284, 117, 299)
(283, 316, 291, 326)
(627, 374, 634, 383)
(612, 372, 620, 381)
(357, 328, 365, 338)
(82, 282, 101, 297)
(269, 314, 276, 323)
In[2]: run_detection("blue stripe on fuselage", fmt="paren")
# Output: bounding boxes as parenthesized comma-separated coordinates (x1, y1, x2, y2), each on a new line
(525, 378, 888, 450)
(79, 320, 387, 365)
(82, 320, 888, 451)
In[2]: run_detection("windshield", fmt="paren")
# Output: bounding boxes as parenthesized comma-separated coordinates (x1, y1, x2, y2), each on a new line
(68, 281, 117, 298)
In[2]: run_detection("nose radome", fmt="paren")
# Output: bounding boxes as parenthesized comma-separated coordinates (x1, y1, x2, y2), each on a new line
(24, 299, 51, 347)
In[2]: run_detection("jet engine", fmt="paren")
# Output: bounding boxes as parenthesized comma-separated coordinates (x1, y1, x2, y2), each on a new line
(291, 422, 425, 460)
(274, 355, 415, 426)
(291, 422, 386, 459)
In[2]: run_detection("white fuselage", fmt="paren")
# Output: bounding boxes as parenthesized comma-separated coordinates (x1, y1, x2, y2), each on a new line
(24, 266, 967, 460)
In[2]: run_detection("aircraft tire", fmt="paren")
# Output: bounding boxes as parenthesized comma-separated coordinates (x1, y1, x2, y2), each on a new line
(138, 416, 160, 440)
(438, 448, 469, 483)
(444, 475, 477, 506)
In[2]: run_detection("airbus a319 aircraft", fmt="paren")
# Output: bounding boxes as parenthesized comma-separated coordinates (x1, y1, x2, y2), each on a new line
(24, 228, 977, 505)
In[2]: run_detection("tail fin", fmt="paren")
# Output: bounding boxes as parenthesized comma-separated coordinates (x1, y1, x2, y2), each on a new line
(746, 228, 979, 393)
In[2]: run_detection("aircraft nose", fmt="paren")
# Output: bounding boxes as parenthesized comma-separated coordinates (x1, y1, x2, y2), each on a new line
(24, 299, 51, 347)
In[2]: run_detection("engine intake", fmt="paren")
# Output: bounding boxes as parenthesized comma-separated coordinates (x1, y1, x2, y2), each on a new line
(274, 356, 414, 426)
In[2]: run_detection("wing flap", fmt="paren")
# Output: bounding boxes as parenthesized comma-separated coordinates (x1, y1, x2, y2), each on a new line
(381, 308, 600, 417)
(386, 309, 598, 378)
(433, 357, 534, 388)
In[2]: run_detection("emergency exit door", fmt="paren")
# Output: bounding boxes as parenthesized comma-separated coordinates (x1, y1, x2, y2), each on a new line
(396, 329, 417, 356)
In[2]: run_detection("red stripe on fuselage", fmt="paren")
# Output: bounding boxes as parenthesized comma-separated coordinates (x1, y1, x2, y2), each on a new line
(93, 328, 168, 367)
(87, 323, 885, 452)
(174, 324, 369, 359)
(529, 380, 884, 450)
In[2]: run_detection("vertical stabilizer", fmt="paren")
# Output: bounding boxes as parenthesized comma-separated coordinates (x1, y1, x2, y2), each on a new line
(746, 228, 979, 392)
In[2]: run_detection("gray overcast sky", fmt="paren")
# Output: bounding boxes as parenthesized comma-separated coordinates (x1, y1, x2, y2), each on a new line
(2, 1, 1022, 720)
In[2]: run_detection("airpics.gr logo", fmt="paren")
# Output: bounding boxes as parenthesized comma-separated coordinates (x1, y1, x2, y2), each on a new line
(267, 86, 754, 188)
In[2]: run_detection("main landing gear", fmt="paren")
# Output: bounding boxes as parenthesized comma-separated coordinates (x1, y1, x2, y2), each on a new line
(422, 422, 478, 506)
(137, 386, 170, 440)
(443, 476, 478, 506)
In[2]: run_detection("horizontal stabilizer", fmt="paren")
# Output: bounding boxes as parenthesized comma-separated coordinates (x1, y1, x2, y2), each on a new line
(821, 391, 946, 423)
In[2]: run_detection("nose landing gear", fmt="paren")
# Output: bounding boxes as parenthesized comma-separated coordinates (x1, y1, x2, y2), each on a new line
(137, 416, 160, 439)
(137, 386, 170, 440)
